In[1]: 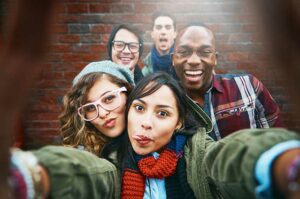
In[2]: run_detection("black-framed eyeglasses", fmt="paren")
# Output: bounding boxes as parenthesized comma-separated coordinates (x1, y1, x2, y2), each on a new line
(112, 40, 141, 53)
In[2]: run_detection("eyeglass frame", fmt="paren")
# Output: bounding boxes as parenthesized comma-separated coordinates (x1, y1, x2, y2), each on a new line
(112, 40, 141, 53)
(77, 87, 127, 121)
(173, 46, 217, 59)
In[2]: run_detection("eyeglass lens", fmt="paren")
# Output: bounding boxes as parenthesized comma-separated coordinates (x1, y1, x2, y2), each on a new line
(80, 91, 121, 120)
(113, 41, 139, 53)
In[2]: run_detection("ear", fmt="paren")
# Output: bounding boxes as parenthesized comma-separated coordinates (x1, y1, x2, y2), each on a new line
(214, 51, 218, 66)
(173, 31, 177, 40)
(175, 119, 183, 131)
(171, 53, 174, 66)
(151, 31, 155, 40)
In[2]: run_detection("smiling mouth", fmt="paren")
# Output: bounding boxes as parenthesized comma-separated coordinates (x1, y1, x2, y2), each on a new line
(185, 70, 203, 76)
(184, 70, 204, 82)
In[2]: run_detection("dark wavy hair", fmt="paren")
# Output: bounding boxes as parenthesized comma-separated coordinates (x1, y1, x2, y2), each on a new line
(107, 24, 144, 59)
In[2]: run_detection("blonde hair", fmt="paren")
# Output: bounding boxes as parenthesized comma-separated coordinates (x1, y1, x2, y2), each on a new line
(59, 72, 132, 156)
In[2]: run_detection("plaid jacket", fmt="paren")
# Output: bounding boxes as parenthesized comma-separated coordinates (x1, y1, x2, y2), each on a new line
(202, 74, 283, 140)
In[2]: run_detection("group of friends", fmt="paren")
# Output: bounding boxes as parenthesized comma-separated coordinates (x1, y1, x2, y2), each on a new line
(10, 11, 300, 199)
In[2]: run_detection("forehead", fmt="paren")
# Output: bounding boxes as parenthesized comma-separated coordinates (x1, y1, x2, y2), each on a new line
(139, 84, 178, 106)
(87, 76, 120, 100)
(154, 16, 174, 26)
(176, 26, 215, 48)
(114, 28, 138, 43)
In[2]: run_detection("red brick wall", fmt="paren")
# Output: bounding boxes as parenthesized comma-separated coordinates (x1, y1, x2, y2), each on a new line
(23, 0, 300, 148)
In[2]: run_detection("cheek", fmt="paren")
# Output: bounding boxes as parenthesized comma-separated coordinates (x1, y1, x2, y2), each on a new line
(111, 49, 120, 62)
(127, 108, 136, 137)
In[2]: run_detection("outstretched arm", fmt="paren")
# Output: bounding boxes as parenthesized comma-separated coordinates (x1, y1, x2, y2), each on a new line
(0, 1, 55, 198)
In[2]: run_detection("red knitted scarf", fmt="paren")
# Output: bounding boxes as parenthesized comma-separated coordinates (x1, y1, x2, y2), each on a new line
(122, 134, 187, 199)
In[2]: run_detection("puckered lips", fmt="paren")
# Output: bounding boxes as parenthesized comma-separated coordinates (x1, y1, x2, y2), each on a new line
(103, 118, 116, 128)
(132, 134, 153, 146)
(184, 69, 204, 82)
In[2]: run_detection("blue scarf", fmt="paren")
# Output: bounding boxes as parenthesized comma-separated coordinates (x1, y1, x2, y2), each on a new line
(151, 45, 174, 73)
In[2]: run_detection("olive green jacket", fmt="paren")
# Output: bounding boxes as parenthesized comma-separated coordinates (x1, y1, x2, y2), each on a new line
(34, 128, 299, 199)
(185, 127, 299, 199)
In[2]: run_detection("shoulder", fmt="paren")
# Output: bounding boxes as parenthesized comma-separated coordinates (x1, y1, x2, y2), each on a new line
(142, 52, 153, 76)
(214, 73, 262, 87)
(142, 52, 152, 66)
(134, 65, 144, 83)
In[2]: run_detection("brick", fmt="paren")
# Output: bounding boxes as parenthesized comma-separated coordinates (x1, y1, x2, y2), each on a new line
(80, 34, 102, 43)
(57, 35, 81, 43)
(40, 71, 64, 80)
(25, 121, 60, 129)
(67, 4, 88, 13)
(62, 53, 83, 62)
(90, 24, 112, 33)
(122, 14, 151, 23)
(89, 4, 110, 13)
(135, 3, 157, 13)
(68, 24, 90, 33)
(36, 79, 67, 89)
(52, 24, 68, 33)
(71, 44, 91, 53)
(82, 53, 100, 62)
(228, 33, 252, 43)
(110, 3, 134, 13)
(227, 52, 249, 61)
(101, 33, 110, 43)
(50, 44, 71, 53)
(90, 44, 107, 53)
(54, 3, 66, 13)
(242, 24, 258, 32)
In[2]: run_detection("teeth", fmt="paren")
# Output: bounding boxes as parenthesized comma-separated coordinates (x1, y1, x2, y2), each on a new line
(121, 58, 131, 61)
(185, 70, 203, 76)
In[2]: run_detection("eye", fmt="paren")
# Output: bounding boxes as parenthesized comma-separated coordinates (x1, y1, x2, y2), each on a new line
(155, 25, 162, 30)
(199, 49, 214, 57)
(176, 48, 191, 57)
(129, 43, 139, 51)
(134, 104, 144, 112)
(102, 94, 117, 104)
(84, 105, 96, 112)
(157, 110, 169, 118)
(165, 25, 172, 30)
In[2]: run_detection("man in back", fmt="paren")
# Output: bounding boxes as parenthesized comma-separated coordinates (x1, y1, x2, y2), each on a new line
(142, 11, 177, 76)
(172, 25, 283, 140)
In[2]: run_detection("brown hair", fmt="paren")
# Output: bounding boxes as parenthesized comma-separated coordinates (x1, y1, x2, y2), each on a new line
(59, 72, 132, 156)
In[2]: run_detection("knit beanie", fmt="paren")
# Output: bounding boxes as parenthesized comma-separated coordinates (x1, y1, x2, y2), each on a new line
(73, 60, 135, 86)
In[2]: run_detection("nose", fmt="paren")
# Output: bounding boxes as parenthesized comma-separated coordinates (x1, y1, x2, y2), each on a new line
(187, 52, 201, 66)
(98, 105, 109, 119)
(122, 44, 131, 53)
(140, 114, 152, 130)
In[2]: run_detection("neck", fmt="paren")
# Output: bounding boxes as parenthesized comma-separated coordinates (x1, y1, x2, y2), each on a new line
(187, 90, 206, 106)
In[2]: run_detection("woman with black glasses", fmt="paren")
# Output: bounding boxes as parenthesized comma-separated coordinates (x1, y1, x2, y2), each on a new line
(107, 24, 144, 83)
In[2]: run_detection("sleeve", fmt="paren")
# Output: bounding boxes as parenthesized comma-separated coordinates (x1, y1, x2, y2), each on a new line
(32, 146, 120, 199)
(201, 128, 299, 199)
(255, 140, 300, 199)
(251, 75, 284, 128)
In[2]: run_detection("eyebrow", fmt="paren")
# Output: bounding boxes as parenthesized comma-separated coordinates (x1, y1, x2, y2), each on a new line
(86, 90, 112, 103)
(134, 99, 175, 110)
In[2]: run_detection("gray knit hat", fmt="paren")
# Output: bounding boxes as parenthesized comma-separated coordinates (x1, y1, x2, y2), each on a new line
(73, 60, 135, 86)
